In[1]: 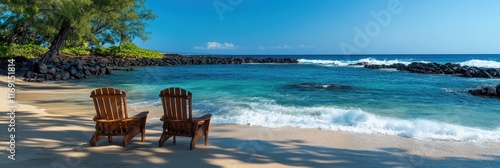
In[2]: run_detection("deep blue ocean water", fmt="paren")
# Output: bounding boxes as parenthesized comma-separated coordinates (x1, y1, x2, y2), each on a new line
(68, 54, 500, 142)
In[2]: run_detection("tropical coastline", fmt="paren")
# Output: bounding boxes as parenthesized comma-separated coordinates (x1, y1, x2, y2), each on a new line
(1, 77, 499, 167)
(2, 0, 500, 167)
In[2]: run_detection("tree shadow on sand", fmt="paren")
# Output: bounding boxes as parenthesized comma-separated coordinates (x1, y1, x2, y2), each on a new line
(0, 110, 499, 168)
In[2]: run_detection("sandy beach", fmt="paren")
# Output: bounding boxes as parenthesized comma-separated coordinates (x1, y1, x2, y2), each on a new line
(1, 77, 499, 167)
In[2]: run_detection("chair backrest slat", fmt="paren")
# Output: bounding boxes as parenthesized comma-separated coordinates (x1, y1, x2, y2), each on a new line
(175, 88, 182, 120)
(159, 87, 193, 121)
(90, 87, 128, 133)
(182, 89, 188, 120)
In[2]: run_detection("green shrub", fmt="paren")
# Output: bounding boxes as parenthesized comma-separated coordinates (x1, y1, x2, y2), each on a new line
(107, 42, 163, 59)
(60, 47, 90, 56)
(0, 44, 48, 59)
(93, 46, 108, 56)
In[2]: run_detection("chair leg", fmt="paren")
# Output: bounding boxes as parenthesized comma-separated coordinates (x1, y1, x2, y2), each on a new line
(141, 128, 146, 142)
(204, 134, 208, 146)
(159, 133, 165, 147)
(204, 120, 210, 146)
(159, 133, 172, 147)
(173, 136, 176, 144)
(89, 133, 104, 147)
(108, 136, 112, 143)
(90, 134, 97, 146)
(141, 118, 146, 142)
(191, 131, 204, 150)
(123, 137, 128, 147)
(190, 137, 195, 150)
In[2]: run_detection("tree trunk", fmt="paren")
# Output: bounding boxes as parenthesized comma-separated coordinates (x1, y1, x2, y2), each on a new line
(40, 20, 71, 63)
(7, 24, 21, 46)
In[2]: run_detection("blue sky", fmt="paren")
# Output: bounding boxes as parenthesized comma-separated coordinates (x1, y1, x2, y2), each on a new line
(133, 0, 500, 55)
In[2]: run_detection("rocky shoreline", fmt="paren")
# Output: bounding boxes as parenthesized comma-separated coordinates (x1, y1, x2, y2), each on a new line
(357, 62, 500, 98)
(0, 54, 298, 82)
(2, 55, 499, 98)
(359, 62, 500, 78)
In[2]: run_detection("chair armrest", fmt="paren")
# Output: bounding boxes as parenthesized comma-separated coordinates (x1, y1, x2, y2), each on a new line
(162, 119, 192, 123)
(130, 111, 149, 120)
(95, 118, 133, 123)
(192, 113, 212, 122)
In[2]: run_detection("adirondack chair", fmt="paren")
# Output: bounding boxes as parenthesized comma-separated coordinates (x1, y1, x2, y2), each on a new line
(158, 87, 212, 150)
(89, 87, 149, 147)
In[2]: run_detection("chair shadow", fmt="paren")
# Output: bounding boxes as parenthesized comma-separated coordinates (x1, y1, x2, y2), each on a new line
(1, 110, 499, 168)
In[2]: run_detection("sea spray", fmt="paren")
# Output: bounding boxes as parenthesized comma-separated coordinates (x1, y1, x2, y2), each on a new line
(459, 59, 500, 68)
(206, 100, 500, 142)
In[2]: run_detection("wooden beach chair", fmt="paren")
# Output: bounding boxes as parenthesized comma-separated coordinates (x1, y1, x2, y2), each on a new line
(89, 87, 149, 147)
(158, 87, 212, 150)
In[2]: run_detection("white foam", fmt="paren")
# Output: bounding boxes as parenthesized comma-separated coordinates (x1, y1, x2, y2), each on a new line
(298, 58, 421, 67)
(297, 59, 345, 66)
(203, 100, 500, 142)
(458, 59, 500, 68)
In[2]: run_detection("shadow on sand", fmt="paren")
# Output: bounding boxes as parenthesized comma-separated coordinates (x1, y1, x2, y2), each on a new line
(0, 110, 499, 168)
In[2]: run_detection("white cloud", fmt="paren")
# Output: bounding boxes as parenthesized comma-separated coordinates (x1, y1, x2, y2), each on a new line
(194, 41, 237, 50)
(259, 44, 316, 50)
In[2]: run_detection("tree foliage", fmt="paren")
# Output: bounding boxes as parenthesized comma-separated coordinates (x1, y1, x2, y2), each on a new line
(94, 42, 163, 59)
(0, 0, 156, 62)
(0, 43, 48, 59)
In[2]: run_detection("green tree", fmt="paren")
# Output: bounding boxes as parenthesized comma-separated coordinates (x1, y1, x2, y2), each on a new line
(39, 0, 94, 63)
(113, 0, 156, 47)
(0, 0, 156, 62)
(90, 0, 155, 48)
(41, 0, 156, 63)
(0, 0, 51, 46)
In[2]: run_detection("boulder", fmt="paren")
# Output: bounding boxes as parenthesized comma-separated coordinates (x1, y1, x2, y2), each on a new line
(45, 74, 53, 80)
(48, 67, 57, 75)
(100, 68, 107, 74)
(469, 84, 500, 97)
(69, 66, 78, 76)
(84, 70, 92, 76)
(36, 62, 48, 74)
(25, 71, 35, 79)
(62, 72, 71, 80)
(497, 84, 500, 94)
(74, 72, 85, 79)
(482, 86, 497, 96)
(54, 73, 62, 80)
(105, 68, 112, 74)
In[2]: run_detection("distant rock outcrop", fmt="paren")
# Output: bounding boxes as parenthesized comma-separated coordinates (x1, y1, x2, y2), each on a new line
(468, 84, 500, 97)
(362, 62, 500, 78)
(0, 54, 298, 82)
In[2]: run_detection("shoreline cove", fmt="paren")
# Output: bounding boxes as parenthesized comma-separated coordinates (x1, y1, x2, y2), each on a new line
(1, 54, 500, 167)
(0, 77, 499, 167)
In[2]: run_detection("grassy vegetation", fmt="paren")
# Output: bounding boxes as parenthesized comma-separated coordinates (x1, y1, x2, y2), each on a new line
(0, 44, 48, 59)
(1, 42, 163, 59)
(94, 42, 163, 59)
(60, 47, 91, 56)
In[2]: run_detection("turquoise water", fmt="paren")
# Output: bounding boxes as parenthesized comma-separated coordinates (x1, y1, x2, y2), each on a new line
(69, 55, 500, 142)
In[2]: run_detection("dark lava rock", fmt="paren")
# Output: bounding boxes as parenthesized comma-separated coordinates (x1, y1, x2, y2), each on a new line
(19, 54, 298, 82)
(36, 62, 48, 74)
(468, 84, 500, 98)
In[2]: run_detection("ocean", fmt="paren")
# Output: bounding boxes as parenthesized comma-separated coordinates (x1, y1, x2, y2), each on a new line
(68, 54, 500, 142)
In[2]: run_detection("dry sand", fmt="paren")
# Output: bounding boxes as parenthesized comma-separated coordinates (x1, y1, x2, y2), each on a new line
(1, 77, 499, 167)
